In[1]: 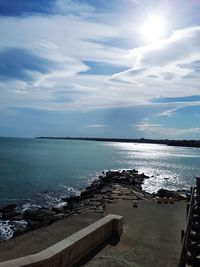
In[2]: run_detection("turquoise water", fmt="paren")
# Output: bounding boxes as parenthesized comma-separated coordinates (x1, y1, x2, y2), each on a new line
(0, 137, 200, 207)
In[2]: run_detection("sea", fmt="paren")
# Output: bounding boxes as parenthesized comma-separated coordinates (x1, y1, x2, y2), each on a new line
(0, 137, 200, 208)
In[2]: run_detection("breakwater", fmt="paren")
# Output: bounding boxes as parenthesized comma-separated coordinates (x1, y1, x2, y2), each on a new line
(0, 169, 187, 242)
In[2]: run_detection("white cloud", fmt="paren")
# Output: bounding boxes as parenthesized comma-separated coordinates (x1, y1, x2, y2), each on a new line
(113, 26, 200, 106)
(157, 107, 181, 117)
(55, 0, 95, 16)
(0, 9, 199, 112)
(139, 26, 200, 66)
(86, 124, 108, 128)
(135, 122, 200, 139)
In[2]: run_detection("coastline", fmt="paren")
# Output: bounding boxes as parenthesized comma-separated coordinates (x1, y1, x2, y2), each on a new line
(0, 169, 187, 266)
(36, 136, 200, 148)
(0, 169, 187, 243)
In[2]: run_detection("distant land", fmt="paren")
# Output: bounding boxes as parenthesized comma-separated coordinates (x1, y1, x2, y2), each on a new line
(36, 137, 200, 148)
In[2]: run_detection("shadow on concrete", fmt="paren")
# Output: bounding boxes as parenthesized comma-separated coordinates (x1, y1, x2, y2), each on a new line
(74, 234, 121, 267)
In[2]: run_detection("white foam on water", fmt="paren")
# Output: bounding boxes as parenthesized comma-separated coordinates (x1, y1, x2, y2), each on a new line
(11, 220, 28, 234)
(59, 185, 81, 196)
(0, 221, 14, 241)
(22, 203, 41, 212)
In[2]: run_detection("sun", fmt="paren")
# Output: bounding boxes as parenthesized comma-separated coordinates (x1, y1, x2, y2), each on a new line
(140, 15, 166, 42)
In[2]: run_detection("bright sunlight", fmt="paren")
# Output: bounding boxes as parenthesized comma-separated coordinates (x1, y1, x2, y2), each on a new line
(140, 15, 166, 42)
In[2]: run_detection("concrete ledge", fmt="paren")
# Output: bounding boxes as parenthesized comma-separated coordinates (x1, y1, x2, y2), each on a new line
(0, 214, 123, 267)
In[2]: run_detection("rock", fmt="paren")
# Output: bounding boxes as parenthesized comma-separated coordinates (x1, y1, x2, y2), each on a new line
(68, 196, 81, 202)
(131, 191, 146, 200)
(52, 202, 69, 213)
(81, 188, 96, 197)
(140, 173, 150, 179)
(108, 194, 120, 199)
(66, 202, 74, 210)
(52, 207, 65, 214)
(64, 211, 75, 218)
(95, 206, 104, 213)
(107, 199, 117, 204)
(80, 199, 90, 205)
(156, 189, 186, 200)
(132, 201, 138, 208)
(122, 196, 135, 200)
(76, 207, 96, 214)
(93, 194, 102, 198)
(24, 208, 56, 222)
(112, 190, 122, 195)
(11, 221, 28, 236)
(100, 188, 112, 194)
(12, 214, 24, 221)
(27, 220, 43, 230)
(0, 204, 17, 213)
(2, 211, 21, 220)
(89, 201, 101, 206)
(89, 197, 102, 201)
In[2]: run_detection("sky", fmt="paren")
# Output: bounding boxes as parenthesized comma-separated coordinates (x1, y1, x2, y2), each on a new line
(0, 0, 200, 139)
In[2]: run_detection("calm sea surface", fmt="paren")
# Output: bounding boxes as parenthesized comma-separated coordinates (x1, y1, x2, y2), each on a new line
(0, 137, 200, 207)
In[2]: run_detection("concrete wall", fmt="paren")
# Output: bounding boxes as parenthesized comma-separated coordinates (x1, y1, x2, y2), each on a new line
(0, 214, 123, 267)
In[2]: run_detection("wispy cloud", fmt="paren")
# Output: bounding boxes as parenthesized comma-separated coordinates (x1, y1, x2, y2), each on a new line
(0, 0, 200, 138)
(86, 124, 108, 128)
(0, 8, 200, 112)
(157, 107, 181, 117)
(135, 122, 200, 139)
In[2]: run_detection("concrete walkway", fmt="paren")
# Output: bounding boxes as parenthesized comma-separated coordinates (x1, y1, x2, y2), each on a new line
(84, 200, 186, 267)
(0, 200, 186, 267)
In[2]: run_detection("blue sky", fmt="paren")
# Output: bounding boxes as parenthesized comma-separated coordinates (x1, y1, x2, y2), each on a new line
(0, 0, 200, 139)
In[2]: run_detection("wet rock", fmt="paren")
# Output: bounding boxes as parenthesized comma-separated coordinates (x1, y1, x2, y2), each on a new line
(2, 211, 21, 220)
(12, 214, 24, 221)
(0, 169, 161, 242)
(27, 220, 43, 230)
(24, 208, 56, 222)
(80, 199, 90, 205)
(0, 204, 17, 213)
(52, 206, 65, 214)
(140, 173, 150, 179)
(89, 197, 102, 202)
(89, 201, 101, 206)
(81, 188, 96, 197)
(68, 196, 81, 202)
(11, 221, 28, 237)
(156, 189, 186, 200)
(93, 194, 103, 199)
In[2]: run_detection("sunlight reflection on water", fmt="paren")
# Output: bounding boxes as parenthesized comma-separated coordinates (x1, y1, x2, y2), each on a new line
(105, 142, 199, 192)
(1, 138, 200, 205)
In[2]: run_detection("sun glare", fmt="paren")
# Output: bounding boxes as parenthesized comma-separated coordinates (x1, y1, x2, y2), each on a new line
(140, 15, 166, 42)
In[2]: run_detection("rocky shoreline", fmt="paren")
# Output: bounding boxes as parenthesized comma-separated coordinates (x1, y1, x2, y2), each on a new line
(0, 169, 187, 242)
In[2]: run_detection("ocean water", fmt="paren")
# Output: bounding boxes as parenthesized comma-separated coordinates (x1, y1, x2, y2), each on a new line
(0, 137, 200, 207)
